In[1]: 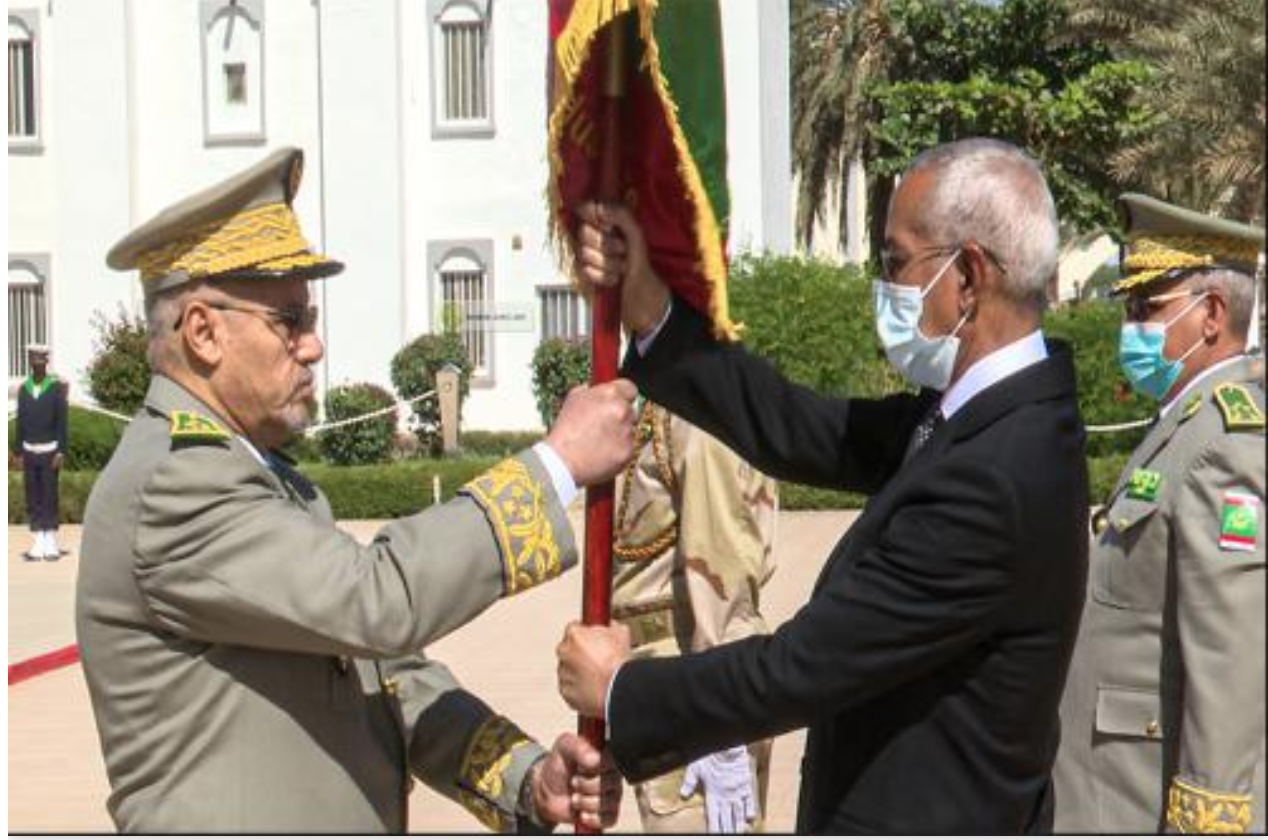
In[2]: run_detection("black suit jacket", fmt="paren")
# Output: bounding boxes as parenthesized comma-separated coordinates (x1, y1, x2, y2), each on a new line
(609, 299, 1089, 833)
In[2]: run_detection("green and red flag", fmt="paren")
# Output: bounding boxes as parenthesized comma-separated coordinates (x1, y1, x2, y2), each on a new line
(547, 0, 736, 338)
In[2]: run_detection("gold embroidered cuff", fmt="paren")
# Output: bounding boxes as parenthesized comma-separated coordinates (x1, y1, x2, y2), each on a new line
(1167, 777, 1253, 834)
(462, 457, 563, 596)
(456, 715, 533, 832)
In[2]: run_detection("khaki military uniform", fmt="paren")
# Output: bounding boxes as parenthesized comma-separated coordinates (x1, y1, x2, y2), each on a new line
(611, 401, 778, 831)
(76, 375, 576, 832)
(1054, 355, 1266, 833)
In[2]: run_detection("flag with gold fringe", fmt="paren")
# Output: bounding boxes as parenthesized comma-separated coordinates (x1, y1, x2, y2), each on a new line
(547, 0, 735, 338)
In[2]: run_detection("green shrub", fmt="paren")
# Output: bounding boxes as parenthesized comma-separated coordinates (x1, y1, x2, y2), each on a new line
(1043, 301, 1152, 457)
(279, 432, 322, 465)
(301, 457, 502, 518)
(729, 253, 905, 398)
(7, 451, 1134, 524)
(8, 469, 99, 524)
(8, 406, 128, 472)
(316, 383, 397, 466)
(461, 430, 543, 457)
(531, 338, 591, 427)
(85, 307, 152, 415)
(391, 333, 473, 456)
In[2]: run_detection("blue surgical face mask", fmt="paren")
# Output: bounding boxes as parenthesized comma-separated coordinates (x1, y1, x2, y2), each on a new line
(873, 250, 969, 391)
(1118, 292, 1209, 401)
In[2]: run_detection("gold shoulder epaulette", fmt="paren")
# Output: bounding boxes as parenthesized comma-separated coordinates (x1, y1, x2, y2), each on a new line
(170, 410, 231, 442)
(1213, 383, 1265, 431)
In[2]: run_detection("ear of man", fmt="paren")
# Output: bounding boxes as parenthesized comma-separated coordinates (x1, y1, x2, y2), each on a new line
(181, 300, 226, 368)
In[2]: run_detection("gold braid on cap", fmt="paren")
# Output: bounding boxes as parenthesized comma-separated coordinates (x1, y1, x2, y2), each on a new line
(1121, 235, 1261, 289)
(135, 202, 317, 282)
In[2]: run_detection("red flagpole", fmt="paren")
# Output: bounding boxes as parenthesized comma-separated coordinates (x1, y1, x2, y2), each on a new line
(578, 13, 627, 835)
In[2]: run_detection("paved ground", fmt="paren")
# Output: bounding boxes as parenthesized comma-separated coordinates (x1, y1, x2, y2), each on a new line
(8, 510, 858, 833)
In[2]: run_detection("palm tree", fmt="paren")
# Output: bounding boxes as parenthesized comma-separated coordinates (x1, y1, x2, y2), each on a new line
(790, 0, 892, 258)
(1067, 0, 1265, 221)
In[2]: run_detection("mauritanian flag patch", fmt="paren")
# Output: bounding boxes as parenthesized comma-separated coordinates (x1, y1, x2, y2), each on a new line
(1219, 491, 1260, 552)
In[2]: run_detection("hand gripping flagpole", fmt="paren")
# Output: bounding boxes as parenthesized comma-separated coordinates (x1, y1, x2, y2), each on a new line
(577, 13, 627, 835)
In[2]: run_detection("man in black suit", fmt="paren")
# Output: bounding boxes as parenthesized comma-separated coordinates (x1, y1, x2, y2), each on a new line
(556, 138, 1090, 833)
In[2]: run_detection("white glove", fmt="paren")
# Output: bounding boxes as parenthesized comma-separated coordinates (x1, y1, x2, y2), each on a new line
(679, 746, 758, 834)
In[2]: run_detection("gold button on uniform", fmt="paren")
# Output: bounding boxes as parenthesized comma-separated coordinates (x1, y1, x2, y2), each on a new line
(1146, 720, 1160, 737)
(382, 678, 399, 697)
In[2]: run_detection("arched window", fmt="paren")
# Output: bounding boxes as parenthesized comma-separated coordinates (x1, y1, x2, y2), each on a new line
(8, 13, 40, 144)
(8, 256, 49, 379)
(200, 0, 265, 144)
(430, 0, 494, 137)
(431, 240, 494, 381)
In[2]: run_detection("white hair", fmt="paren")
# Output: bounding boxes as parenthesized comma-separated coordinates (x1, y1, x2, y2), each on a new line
(905, 138, 1058, 310)
(1189, 267, 1256, 340)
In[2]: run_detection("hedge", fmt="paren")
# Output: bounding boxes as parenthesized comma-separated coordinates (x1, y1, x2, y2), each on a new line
(8, 406, 129, 472)
(9, 453, 1133, 524)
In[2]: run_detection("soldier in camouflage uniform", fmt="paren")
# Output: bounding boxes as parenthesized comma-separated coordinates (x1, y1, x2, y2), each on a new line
(612, 399, 777, 833)
(76, 147, 634, 833)
(1054, 194, 1266, 833)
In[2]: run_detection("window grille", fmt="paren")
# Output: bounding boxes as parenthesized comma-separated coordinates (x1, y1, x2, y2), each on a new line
(8, 275, 46, 378)
(8, 22, 36, 139)
(538, 285, 589, 341)
(440, 268, 488, 375)
(441, 19, 488, 122)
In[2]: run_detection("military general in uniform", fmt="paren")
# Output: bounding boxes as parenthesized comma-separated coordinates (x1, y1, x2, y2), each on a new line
(75, 147, 633, 833)
(612, 400, 777, 832)
(1053, 194, 1266, 833)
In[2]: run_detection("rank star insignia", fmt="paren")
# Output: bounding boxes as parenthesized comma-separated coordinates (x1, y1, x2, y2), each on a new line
(1127, 468, 1163, 501)
(1219, 491, 1260, 552)
(1181, 392, 1203, 421)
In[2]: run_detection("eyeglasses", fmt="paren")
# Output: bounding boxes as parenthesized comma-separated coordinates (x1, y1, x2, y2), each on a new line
(175, 301, 320, 347)
(1121, 289, 1201, 322)
(880, 241, 1007, 280)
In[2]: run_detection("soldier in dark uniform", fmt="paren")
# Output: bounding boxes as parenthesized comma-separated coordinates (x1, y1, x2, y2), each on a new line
(76, 147, 633, 832)
(1054, 194, 1265, 833)
(12, 343, 68, 561)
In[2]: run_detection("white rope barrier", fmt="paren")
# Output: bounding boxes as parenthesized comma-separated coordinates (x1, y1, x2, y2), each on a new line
(302, 389, 437, 437)
(9, 391, 440, 437)
(1086, 418, 1154, 434)
(70, 401, 134, 423)
(18, 391, 1149, 437)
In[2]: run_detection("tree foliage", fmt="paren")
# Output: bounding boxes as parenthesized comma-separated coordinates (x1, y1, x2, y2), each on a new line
(1065, 0, 1265, 220)
(530, 338, 591, 428)
(390, 333, 473, 457)
(792, 0, 1155, 252)
(85, 307, 151, 415)
(316, 382, 397, 466)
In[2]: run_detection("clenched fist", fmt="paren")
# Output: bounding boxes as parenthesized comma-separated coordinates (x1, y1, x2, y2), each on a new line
(545, 379, 638, 487)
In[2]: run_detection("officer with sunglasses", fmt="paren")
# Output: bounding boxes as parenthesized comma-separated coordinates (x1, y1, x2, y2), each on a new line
(1054, 194, 1265, 833)
(75, 148, 633, 833)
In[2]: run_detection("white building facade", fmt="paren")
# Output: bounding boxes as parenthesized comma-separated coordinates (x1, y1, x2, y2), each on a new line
(7, 0, 791, 430)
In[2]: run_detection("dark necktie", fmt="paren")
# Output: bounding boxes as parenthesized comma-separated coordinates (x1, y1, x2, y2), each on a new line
(904, 407, 944, 464)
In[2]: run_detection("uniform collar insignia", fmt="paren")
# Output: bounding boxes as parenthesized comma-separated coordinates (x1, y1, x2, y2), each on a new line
(1213, 382, 1265, 431)
(170, 409, 231, 442)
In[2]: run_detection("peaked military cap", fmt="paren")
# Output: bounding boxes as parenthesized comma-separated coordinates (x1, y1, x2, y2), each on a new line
(25, 343, 50, 355)
(106, 147, 343, 295)
(1115, 192, 1265, 293)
